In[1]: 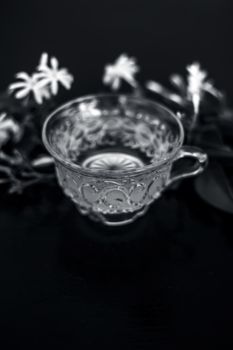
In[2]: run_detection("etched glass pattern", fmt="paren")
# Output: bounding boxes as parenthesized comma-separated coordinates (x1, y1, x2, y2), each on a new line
(43, 95, 207, 226)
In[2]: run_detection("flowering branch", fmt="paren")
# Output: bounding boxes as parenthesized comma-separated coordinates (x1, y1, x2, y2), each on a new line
(0, 52, 74, 194)
(0, 148, 55, 194)
(146, 61, 223, 132)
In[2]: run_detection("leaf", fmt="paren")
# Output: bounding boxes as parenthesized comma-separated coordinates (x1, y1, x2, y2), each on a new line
(0, 178, 9, 184)
(195, 162, 233, 214)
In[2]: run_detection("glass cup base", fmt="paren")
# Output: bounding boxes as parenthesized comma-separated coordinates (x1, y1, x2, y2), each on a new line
(82, 151, 144, 171)
(76, 204, 149, 226)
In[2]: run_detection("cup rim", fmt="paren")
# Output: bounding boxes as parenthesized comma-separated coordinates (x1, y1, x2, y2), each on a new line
(42, 93, 184, 177)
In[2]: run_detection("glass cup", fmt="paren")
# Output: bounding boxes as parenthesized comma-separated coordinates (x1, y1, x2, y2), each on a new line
(42, 94, 207, 226)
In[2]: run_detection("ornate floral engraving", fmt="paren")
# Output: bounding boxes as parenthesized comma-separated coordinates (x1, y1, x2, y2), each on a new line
(51, 100, 177, 168)
(129, 182, 147, 204)
(55, 160, 170, 218)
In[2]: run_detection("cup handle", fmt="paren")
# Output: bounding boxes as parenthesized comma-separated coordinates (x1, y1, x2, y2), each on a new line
(166, 146, 208, 187)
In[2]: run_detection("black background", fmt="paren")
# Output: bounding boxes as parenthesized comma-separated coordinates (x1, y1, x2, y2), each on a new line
(0, 0, 233, 100)
(1, 1, 233, 348)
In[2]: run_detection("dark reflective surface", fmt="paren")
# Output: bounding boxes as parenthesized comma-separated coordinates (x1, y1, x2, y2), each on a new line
(0, 180, 233, 348)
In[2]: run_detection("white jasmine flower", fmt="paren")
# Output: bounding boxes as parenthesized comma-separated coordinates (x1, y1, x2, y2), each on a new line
(37, 52, 74, 95)
(103, 54, 139, 90)
(9, 72, 50, 104)
(0, 113, 22, 147)
(186, 62, 208, 114)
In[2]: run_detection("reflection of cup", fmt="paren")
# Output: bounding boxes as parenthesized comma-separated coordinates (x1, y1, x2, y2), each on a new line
(42, 94, 207, 226)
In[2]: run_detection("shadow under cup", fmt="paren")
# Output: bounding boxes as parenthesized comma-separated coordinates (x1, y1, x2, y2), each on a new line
(42, 94, 207, 226)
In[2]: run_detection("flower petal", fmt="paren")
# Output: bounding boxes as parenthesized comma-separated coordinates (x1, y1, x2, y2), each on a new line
(15, 72, 31, 81)
(9, 82, 27, 90)
(112, 77, 120, 90)
(38, 52, 48, 69)
(33, 90, 43, 104)
(37, 65, 51, 73)
(51, 79, 58, 95)
(15, 87, 30, 99)
(58, 78, 71, 89)
(40, 86, 51, 99)
(51, 57, 59, 70)
(59, 71, 74, 83)
(0, 113, 7, 123)
(58, 68, 69, 75)
(35, 77, 51, 88)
